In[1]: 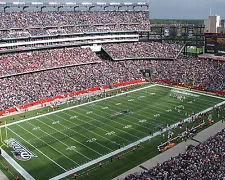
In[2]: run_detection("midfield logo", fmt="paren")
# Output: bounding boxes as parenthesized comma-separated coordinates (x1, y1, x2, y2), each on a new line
(5, 138, 37, 161)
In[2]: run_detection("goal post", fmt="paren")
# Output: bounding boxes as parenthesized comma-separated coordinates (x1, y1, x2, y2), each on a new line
(0, 121, 8, 148)
(183, 71, 195, 88)
(191, 72, 195, 88)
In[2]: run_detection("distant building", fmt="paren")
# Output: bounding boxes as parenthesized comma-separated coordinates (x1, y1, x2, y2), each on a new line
(204, 15, 221, 33)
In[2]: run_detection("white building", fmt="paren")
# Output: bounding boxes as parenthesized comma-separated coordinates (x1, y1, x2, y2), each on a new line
(204, 15, 221, 33)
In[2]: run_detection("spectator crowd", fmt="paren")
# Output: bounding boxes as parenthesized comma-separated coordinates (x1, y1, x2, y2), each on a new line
(151, 56, 225, 92)
(0, 60, 145, 111)
(0, 42, 184, 77)
(103, 42, 184, 59)
(125, 128, 225, 180)
(0, 47, 101, 77)
(0, 11, 150, 39)
(0, 54, 224, 111)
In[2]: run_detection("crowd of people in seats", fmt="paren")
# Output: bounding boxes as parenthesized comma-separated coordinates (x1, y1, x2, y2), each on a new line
(0, 24, 151, 39)
(0, 55, 224, 111)
(151, 56, 225, 91)
(0, 60, 147, 111)
(102, 42, 183, 59)
(125, 128, 225, 180)
(0, 11, 149, 28)
(63, 24, 151, 35)
(0, 47, 101, 77)
(0, 11, 150, 39)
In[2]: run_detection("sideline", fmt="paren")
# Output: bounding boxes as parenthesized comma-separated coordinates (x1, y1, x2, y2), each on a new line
(157, 84, 225, 100)
(0, 84, 156, 128)
(1, 149, 35, 180)
(0, 170, 9, 180)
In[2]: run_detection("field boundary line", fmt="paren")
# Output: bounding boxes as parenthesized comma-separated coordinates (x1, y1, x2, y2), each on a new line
(1, 149, 35, 180)
(157, 84, 225, 100)
(49, 100, 225, 180)
(0, 84, 157, 129)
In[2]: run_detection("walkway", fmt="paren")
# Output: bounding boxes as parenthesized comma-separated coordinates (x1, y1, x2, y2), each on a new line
(1, 149, 35, 180)
(0, 170, 9, 180)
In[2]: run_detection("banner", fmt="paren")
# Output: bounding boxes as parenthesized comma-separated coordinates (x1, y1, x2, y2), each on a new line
(164, 27, 170, 37)
(188, 27, 193, 39)
(177, 27, 182, 37)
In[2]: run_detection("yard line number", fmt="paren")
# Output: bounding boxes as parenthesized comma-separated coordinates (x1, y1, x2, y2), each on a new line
(86, 111, 93, 114)
(66, 146, 76, 151)
(154, 114, 160, 117)
(139, 119, 147, 123)
(70, 116, 78, 119)
(105, 131, 115, 136)
(32, 127, 41, 131)
(123, 125, 132, 129)
(52, 121, 60, 125)
(86, 138, 96, 143)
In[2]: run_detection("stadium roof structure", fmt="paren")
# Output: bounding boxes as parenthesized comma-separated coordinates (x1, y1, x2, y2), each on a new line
(0, 2, 149, 12)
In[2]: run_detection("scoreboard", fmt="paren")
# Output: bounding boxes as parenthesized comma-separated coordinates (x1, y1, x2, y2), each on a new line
(205, 33, 225, 54)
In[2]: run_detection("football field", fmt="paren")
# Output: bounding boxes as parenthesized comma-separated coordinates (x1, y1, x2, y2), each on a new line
(1, 84, 224, 180)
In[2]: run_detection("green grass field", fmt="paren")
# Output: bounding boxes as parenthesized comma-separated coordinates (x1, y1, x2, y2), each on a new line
(0, 84, 224, 180)
(187, 47, 203, 54)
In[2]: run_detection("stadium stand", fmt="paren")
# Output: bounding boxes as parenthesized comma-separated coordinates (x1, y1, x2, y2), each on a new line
(0, 47, 101, 77)
(0, 11, 150, 39)
(1, 3, 225, 180)
(151, 56, 225, 91)
(0, 5, 224, 180)
(0, 56, 224, 112)
(0, 42, 184, 77)
(0, 60, 144, 111)
(102, 42, 184, 59)
(0, 11, 149, 28)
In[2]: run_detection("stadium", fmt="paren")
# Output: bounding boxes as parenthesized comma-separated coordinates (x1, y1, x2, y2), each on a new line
(0, 1, 224, 180)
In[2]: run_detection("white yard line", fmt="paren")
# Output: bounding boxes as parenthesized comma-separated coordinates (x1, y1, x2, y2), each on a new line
(35, 118, 101, 157)
(1, 83, 223, 129)
(21, 122, 81, 165)
(0, 84, 157, 129)
(52, 112, 118, 150)
(96, 91, 215, 126)
(49, 99, 225, 180)
(2, 84, 224, 180)
(82, 87, 216, 134)
(63, 110, 133, 143)
(8, 127, 67, 171)
(1, 149, 35, 180)
(60, 111, 133, 144)
(69, 108, 143, 139)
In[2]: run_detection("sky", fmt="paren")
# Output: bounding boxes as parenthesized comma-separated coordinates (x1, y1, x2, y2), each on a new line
(150, 0, 225, 19)
(1, 0, 225, 19)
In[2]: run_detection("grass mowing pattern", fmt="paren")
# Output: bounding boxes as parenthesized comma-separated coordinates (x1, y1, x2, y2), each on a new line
(1, 84, 224, 180)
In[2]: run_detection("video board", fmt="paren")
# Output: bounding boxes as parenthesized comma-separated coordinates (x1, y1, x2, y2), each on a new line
(205, 33, 225, 54)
